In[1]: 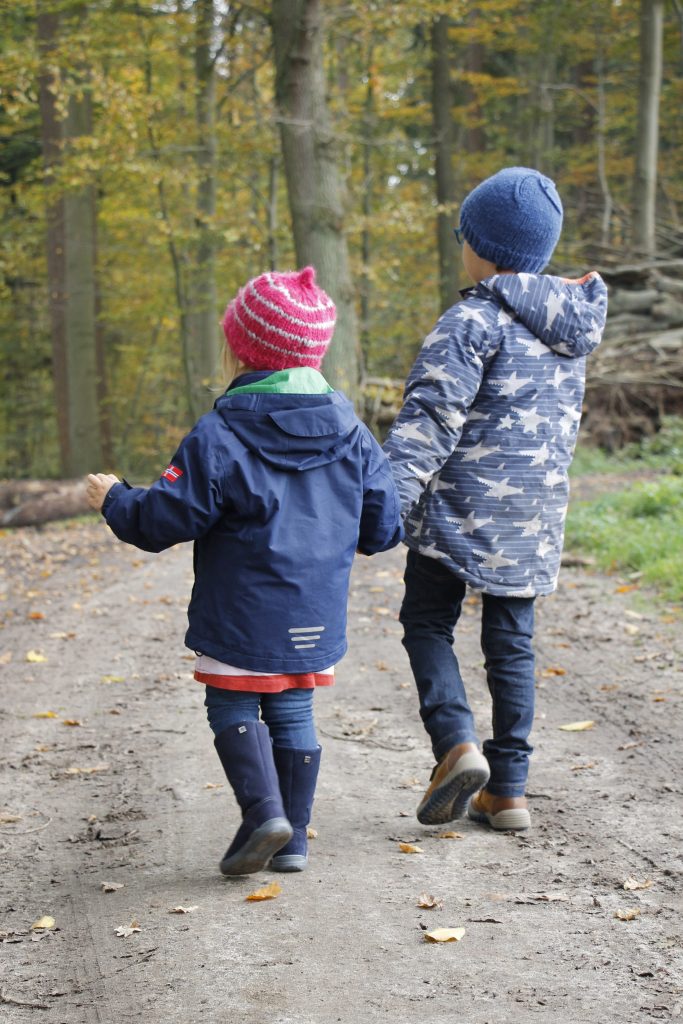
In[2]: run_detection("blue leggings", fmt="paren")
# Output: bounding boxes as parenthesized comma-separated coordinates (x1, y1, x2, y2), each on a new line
(203, 686, 317, 749)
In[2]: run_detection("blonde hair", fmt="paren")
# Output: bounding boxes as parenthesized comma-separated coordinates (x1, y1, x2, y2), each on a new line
(222, 344, 251, 385)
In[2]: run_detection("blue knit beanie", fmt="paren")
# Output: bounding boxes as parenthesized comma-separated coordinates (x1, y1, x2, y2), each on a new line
(459, 167, 563, 273)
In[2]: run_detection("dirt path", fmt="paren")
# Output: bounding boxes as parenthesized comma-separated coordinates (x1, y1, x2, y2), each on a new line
(1, 520, 682, 1023)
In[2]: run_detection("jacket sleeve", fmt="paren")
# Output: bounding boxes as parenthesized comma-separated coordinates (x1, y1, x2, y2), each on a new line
(357, 429, 404, 555)
(102, 420, 227, 552)
(382, 314, 489, 518)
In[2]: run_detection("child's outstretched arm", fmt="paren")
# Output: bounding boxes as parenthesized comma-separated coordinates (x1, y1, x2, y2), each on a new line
(94, 423, 228, 553)
(357, 431, 404, 555)
(383, 317, 489, 519)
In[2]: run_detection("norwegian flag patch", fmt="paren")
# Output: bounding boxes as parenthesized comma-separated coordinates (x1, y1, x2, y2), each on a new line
(162, 464, 184, 483)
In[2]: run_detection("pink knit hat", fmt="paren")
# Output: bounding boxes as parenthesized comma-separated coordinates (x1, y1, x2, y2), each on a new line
(222, 266, 336, 371)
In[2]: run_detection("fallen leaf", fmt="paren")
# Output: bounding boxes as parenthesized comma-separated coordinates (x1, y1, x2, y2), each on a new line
(438, 831, 464, 840)
(101, 675, 125, 683)
(614, 908, 641, 921)
(115, 920, 141, 937)
(424, 927, 465, 943)
(49, 631, 76, 640)
(0, 813, 22, 824)
(624, 624, 640, 636)
(64, 763, 110, 775)
(541, 667, 566, 677)
(417, 893, 442, 909)
(61, 719, 83, 727)
(615, 584, 638, 594)
(398, 842, 424, 854)
(306, 826, 318, 839)
(618, 741, 643, 751)
(570, 762, 596, 771)
(559, 720, 595, 732)
(169, 905, 198, 914)
(35, 744, 51, 753)
(246, 882, 282, 902)
(373, 607, 391, 616)
(33, 711, 58, 719)
(599, 683, 620, 692)
(100, 881, 124, 893)
(31, 916, 56, 930)
(28, 611, 45, 620)
(204, 782, 223, 790)
(0, 651, 12, 665)
(623, 877, 653, 891)
(26, 650, 47, 663)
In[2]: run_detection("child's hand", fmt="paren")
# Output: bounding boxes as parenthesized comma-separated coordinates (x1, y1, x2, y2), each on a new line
(86, 473, 120, 512)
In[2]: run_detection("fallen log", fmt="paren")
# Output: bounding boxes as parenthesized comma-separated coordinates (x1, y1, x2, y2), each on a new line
(0, 479, 91, 528)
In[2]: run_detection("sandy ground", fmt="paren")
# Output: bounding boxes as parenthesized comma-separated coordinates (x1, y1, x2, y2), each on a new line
(1, 519, 682, 1023)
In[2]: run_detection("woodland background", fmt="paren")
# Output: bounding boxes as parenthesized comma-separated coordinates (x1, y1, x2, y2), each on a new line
(0, 0, 680, 483)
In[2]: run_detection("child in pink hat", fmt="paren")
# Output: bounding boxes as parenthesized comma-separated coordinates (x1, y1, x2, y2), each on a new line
(87, 267, 403, 877)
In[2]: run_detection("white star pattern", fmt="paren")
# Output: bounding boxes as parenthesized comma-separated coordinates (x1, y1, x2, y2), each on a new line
(518, 442, 551, 466)
(423, 362, 458, 383)
(518, 336, 550, 358)
(517, 273, 532, 293)
(512, 513, 543, 537)
(423, 327, 449, 348)
(418, 544, 449, 561)
(496, 307, 515, 326)
(537, 538, 554, 558)
(445, 511, 494, 535)
(544, 290, 566, 331)
(499, 414, 515, 430)
(476, 476, 524, 500)
(544, 468, 564, 487)
(472, 548, 519, 571)
(455, 306, 488, 327)
(512, 405, 551, 435)
(489, 370, 533, 396)
(407, 463, 433, 485)
(393, 422, 433, 444)
(456, 440, 502, 463)
(435, 406, 467, 431)
(549, 364, 573, 389)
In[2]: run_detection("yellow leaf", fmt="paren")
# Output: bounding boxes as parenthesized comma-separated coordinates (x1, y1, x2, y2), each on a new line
(33, 711, 58, 719)
(417, 893, 442, 909)
(31, 916, 56, 930)
(28, 611, 45, 620)
(559, 720, 595, 732)
(614, 908, 641, 921)
(246, 882, 282, 902)
(623, 877, 652, 891)
(424, 927, 466, 943)
(438, 831, 464, 840)
(204, 782, 223, 790)
(101, 675, 125, 683)
(64, 763, 110, 775)
(26, 650, 47, 663)
(615, 584, 637, 594)
(541, 667, 566, 677)
(306, 826, 318, 839)
(61, 719, 83, 727)
(398, 842, 424, 854)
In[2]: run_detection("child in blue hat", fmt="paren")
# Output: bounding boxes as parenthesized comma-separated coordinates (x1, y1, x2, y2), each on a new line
(384, 167, 608, 830)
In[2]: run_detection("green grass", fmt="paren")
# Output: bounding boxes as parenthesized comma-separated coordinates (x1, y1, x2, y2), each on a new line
(571, 415, 683, 478)
(565, 474, 683, 602)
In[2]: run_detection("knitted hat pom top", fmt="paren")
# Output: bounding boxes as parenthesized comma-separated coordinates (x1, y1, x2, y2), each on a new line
(459, 166, 564, 274)
(223, 266, 337, 371)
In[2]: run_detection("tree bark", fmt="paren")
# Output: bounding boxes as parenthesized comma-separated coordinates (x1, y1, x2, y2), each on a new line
(272, 0, 360, 398)
(633, 0, 664, 256)
(36, 11, 69, 474)
(184, 0, 219, 420)
(431, 15, 460, 313)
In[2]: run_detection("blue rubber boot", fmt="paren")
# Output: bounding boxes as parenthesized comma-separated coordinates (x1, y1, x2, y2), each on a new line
(214, 721, 292, 876)
(270, 746, 321, 872)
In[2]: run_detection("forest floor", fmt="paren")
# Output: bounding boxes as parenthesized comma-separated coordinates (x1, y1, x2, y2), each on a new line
(1, 507, 683, 1024)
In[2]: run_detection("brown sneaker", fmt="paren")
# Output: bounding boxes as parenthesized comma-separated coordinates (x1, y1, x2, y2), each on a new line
(467, 788, 530, 831)
(416, 743, 490, 825)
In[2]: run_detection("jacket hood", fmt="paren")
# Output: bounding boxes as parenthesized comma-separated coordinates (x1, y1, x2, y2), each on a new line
(482, 270, 608, 358)
(215, 384, 361, 471)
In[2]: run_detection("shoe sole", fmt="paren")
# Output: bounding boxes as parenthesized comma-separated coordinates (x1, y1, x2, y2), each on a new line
(270, 853, 308, 873)
(467, 803, 530, 831)
(220, 818, 293, 876)
(417, 763, 490, 825)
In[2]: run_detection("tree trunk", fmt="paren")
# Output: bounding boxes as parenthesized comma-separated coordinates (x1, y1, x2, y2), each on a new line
(431, 15, 460, 313)
(63, 66, 103, 475)
(633, 0, 664, 256)
(0, 479, 90, 528)
(184, 0, 219, 419)
(36, 11, 69, 474)
(272, 0, 360, 398)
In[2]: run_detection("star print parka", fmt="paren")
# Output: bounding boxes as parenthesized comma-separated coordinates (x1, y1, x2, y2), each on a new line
(383, 271, 608, 597)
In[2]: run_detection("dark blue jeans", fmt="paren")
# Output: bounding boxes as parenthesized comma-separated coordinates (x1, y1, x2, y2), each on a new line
(399, 550, 535, 797)
(204, 686, 317, 749)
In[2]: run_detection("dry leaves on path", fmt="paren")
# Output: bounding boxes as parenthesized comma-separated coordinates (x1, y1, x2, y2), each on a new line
(417, 893, 443, 909)
(423, 927, 466, 943)
(623, 877, 653, 891)
(245, 882, 281, 902)
(169, 906, 198, 914)
(438, 831, 464, 840)
(31, 916, 55, 930)
(615, 908, 641, 921)
(100, 881, 124, 893)
(398, 842, 424, 854)
(25, 650, 47, 663)
(559, 720, 595, 732)
(115, 921, 141, 937)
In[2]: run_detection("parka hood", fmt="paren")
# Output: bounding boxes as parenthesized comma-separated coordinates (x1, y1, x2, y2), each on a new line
(482, 270, 608, 358)
(215, 369, 361, 470)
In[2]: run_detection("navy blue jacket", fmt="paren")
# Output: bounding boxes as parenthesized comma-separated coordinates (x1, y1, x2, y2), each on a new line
(102, 369, 403, 672)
